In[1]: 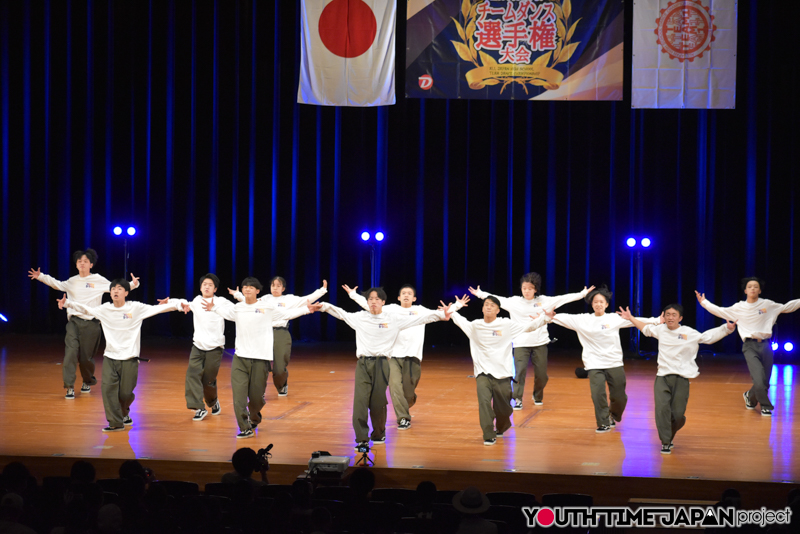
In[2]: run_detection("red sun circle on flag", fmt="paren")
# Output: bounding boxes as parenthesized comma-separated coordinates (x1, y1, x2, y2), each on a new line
(318, 0, 377, 58)
(654, 0, 716, 62)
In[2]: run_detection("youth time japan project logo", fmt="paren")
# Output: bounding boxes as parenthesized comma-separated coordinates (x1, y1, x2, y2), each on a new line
(522, 506, 792, 529)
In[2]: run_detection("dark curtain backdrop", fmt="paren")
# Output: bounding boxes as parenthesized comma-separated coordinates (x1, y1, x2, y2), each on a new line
(2, 0, 799, 354)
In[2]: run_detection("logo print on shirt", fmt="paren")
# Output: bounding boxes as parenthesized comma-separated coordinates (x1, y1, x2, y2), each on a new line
(492, 330, 503, 337)
(122, 313, 132, 320)
(85, 283, 95, 288)
(378, 323, 389, 329)
(678, 334, 687, 340)
(255, 308, 267, 314)
(409, 310, 419, 315)
(278, 303, 286, 307)
(758, 308, 767, 315)
(600, 324, 611, 330)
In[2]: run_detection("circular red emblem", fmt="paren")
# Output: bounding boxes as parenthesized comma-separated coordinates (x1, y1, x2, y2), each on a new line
(318, 0, 377, 59)
(418, 74, 433, 90)
(654, 0, 716, 62)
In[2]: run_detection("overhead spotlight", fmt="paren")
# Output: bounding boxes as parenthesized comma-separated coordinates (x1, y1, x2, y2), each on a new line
(641, 237, 652, 248)
(360, 231, 370, 242)
(127, 227, 136, 236)
(113, 226, 122, 236)
(0, 313, 8, 322)
(772, 342, 779, 351)
(375, 231, 385, 242)
(626, 238, 636, 248)
(784, 342, 794, 353)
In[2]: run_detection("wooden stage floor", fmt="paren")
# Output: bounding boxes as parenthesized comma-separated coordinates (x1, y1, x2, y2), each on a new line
(1, 334, 798, 505)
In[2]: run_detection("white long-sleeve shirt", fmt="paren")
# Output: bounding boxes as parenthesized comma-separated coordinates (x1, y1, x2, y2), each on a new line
(213, 301, 310, 361)
(347, 292, 429, 359)
(551, 313, 659, 370)
(233, 285, 327, 328)
(471, 288, 587, 347)
(321, 302, 461, 358)
(701, 298, 800, 341)
(36, 273, 140, 321)
(66, 300, 180, 360)
(642, 323, 731, 378)
(451, 312, 550, 379)
(172, 296, 234, 351)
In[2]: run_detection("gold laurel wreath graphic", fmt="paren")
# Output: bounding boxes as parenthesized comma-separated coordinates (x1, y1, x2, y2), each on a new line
(450, 0, 581, 93)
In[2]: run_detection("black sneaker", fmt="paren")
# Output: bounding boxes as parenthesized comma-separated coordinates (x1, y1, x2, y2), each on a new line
(496, 430, 504, 438)
(122, 416, 133, 426)
(80, 383, 91, 393)
(397, 418, 411, 430)
(513, 400, 523, 411)
(483, 438, 497, 446)
(236, 429, 255, 439)
(372, 436, 386, 445)
(211, 400, 221, 415)
(761, 407, 773, 417)
(354, 441, 369, 451)
(65, 388, 75, 400)
(193, 409, 208, 421)
(534, 400, 543, 406)
(743, 391, 756, 410)
(660, 444, 672, 455)
(609, 417, 616, 428)
(102, 426, 125, 432)
(669, 442, 674, 449)
(278, 385, 288, 397)
(596, 425, 612, 433)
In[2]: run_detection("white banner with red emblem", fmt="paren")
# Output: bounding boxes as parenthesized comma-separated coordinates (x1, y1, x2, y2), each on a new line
(298, 0, 396, 107)
(631, 0, 737, 109)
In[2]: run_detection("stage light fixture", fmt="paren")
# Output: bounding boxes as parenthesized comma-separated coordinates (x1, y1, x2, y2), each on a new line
(626, 237, 636, 248)
(772, 342, 779, 351)
(127, 226, 136, 236)
(0, 313, 7, 322)
(641, 237, 652, 248)
(784, 342, 794, 352)
(113, 226, 122, 236)
(375, 231, 385, 242)
(361, 231, 370, 242)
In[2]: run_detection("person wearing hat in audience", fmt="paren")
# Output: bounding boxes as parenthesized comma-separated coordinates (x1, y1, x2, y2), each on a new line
(452, 487, 497, 534)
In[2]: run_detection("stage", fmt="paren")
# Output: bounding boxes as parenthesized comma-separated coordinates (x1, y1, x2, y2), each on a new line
(1, 333, 798, 507)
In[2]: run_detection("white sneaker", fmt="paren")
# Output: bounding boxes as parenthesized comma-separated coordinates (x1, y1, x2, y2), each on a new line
(193, 409, 208, 421)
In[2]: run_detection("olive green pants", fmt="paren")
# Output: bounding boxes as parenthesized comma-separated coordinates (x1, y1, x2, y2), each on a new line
(63, 317, 101, 388)
(185, 345, 223, 410)
(101, 357, 139, 428)
(231, 356, 271, 432)
(352, 357, 390, 442)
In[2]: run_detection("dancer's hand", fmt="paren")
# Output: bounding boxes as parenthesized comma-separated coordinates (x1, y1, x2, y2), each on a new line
(342, 284, 357, 294)
(57, 294, 67, 310)
(307, 300, 323, 313)
(695, 290, 706, 304)
(616, 306, 633, 321)
(130, 273, 140, 288)
(28, 267, 41, 280)
(455, 294, 470, 307)
(727, 320, 738, 332)
(468, 285, 481, 296)
(181, 302, 192, 314)
(322, 279, 328, 289)
(202, 299, 215, 311)
(584, 285, 596, 293)
(157, 298, 170, 305)
(544, 309, 556, 320)
(227, 286, 239, 296)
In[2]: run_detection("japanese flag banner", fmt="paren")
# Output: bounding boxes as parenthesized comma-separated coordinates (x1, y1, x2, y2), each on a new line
(298, 0, 396, 106)
(406, 0, 624, 101)
(631, 0, 737, 109)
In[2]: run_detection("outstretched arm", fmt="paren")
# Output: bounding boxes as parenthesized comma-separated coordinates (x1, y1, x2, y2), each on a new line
(539, 285, 595, 309)
(345, 284, 369, 311)
(695, 291, 738, 322)
(31, 269, 68, 291)
(202, 298, 237, 321)
(698, 321, 737, 345)
(616, 306, 648, 332)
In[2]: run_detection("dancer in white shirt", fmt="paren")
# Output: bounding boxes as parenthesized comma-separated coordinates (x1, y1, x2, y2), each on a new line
(619, 304, 735, 454)
(469, 273, 592, 410)
(551, 287, 659, 433)
(450, 295, 554, 446)
(343, 283, 433, 430)
(320, 287, 460, 449)
(230, 277, 327, 397)
(204, 277, 322, 439)
(163, 273, 233, 421)
(57, 279, 180, 432)
(696, 277, 800, 416)
(29, 248, 140, 399)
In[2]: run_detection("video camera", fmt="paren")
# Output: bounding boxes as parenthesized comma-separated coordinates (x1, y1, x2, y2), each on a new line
(256, 443, 273, 470)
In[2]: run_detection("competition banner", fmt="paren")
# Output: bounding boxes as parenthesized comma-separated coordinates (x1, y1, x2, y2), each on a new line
(631, 0, 737, 109)
(406, 0, 624, 100)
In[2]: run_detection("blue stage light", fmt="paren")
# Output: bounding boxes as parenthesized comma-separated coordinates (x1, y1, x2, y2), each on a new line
(784, 342, 794, 352)
(375, 231, 385, 242)
(626, 238, 636, 248)
(113, 226, 122, 236)
(361, 231, 370, 242)
(772, 342, 779, 351)
(0, 313, 7, 322)
(641, 237, 652, 248)
(127, 227, 136, 236)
